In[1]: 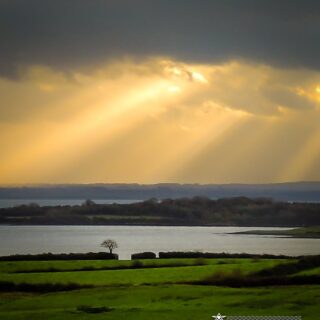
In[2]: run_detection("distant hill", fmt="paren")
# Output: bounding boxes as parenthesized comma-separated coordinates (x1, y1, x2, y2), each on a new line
(0, 196, 319, 227)
(0, 182, 320, 202)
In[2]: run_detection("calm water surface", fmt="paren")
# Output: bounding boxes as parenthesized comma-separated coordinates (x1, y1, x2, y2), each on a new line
(0, 225, 319, 259)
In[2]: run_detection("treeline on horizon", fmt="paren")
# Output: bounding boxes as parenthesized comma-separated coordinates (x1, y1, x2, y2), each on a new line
(0, 196, 319, 227)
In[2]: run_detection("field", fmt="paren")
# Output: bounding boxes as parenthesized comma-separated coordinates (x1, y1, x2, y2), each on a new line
(0, 257, 319, 320)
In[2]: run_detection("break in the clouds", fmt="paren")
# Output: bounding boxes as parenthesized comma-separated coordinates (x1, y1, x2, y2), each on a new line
(1, 0, 320, 76)
(0, 1, 320, 184)
(0, 58, 320, 184)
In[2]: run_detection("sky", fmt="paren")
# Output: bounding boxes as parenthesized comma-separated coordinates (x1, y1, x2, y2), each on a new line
(0, 0, 320, 184)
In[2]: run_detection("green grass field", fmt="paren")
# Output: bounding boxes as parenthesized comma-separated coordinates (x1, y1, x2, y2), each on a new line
(0, 259, 290, 286)
(0, 258, 263, 273)
(294, 267, 320, 276)
(0, 258, 319, 320)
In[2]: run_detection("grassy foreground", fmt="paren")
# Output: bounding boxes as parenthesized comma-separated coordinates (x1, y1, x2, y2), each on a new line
(0, 257, 319, 320)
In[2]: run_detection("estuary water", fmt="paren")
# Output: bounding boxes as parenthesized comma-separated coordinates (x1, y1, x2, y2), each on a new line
(0, 225, 319, 259)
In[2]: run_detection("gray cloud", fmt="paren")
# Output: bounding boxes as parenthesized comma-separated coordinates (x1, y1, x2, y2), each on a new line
(1, 0, 320, 77)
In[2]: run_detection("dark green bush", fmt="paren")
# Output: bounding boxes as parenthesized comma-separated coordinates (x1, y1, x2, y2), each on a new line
(0, 252, 118, 261)
(158, 251, 290, 259)
(131, 252, 156, 259)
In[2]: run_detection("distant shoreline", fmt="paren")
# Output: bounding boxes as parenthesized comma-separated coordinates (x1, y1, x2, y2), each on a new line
(1, 197, 320, 227)
(1, 181, 320, 203)
(231, 227, 320, 239)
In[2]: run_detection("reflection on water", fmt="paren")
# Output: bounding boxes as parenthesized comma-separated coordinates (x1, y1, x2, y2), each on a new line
(0, 225, 319, 259)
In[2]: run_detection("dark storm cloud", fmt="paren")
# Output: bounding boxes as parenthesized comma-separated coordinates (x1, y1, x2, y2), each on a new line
(1, 0, 320, 76)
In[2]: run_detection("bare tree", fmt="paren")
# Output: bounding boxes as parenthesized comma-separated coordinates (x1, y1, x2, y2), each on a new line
(100, 239, 118, 254)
